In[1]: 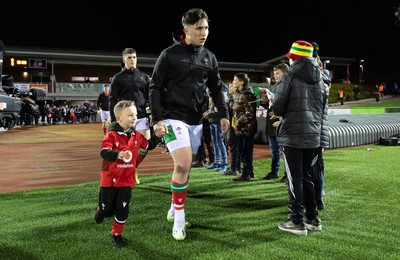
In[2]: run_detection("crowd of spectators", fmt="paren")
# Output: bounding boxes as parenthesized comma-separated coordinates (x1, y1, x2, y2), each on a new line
(18, 99, 100, 127)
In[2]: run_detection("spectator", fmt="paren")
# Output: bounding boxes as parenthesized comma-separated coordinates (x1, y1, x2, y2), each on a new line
(206, 96, 228, 171)
(260, 63, 289, 181)
(221, 83, 241, 176)
(231, 73, 257, 182)
(273, 40, 327, 236)
(192, 92, 215, 168)
(338, 89, 345, 105)
(311, 42, 331, 210)
(373, 85, 380, 103)
(393, 82, 399, 97)
(378, 83, 384, 98)
(353, 85, 360, 100)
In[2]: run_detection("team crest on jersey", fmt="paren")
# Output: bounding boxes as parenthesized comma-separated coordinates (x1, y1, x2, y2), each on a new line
(202, 57, 209, 65)
(175, 126, 182, 134)
(115, 142, 119, 147)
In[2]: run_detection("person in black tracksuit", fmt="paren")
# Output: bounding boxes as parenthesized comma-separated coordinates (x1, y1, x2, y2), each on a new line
(273, 40, 328, 236)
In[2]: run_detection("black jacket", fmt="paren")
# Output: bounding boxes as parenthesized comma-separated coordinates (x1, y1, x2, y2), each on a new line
(109, 68, 151, 122)
(272, 57, 327, 149)
(149, 33, 228, 125)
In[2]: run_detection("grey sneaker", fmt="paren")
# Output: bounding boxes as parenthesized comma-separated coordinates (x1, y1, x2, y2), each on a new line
(262, 172, 279, 180)
(304, 217, 322, 231)
(278, 220, 307, 236)
(221, 168, 237, 175)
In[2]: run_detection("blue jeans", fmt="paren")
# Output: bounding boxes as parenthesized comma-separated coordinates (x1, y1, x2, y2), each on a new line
(209, 123, 227, 165)
(268, 136, 280, 174)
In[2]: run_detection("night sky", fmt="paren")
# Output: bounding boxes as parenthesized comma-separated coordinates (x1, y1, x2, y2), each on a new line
(1, 1, 400, 83)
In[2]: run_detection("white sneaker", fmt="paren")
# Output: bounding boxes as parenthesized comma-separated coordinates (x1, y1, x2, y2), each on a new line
(172, 218, 186, 240)
(167, 210, 191, 227)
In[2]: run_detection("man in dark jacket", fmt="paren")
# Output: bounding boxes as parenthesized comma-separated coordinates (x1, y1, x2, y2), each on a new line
(272, 40, 327, 236)
(110, 48, 151, 139)
(110, 48, 151, 185)
(149, 8, 229, 241)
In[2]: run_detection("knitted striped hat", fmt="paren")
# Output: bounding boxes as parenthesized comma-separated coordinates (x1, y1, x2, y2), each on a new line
(285, 40, 313, 61)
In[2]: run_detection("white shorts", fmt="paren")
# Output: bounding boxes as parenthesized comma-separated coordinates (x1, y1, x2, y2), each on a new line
(163, 119, 203, 154)
(100, 110, 110, 121)
(135, 117, 150, 131)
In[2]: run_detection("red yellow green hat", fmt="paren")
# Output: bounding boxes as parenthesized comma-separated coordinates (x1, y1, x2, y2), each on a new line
(285, 40, 313, 61)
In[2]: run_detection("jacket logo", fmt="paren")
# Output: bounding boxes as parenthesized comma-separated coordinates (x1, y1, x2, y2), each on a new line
(203, 58, 209, 65)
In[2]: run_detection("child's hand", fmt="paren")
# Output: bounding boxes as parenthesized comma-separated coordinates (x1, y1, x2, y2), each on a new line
(118, 151, 128, 160)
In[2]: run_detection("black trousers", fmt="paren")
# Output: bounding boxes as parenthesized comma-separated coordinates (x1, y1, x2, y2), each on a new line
(312, 147, 324, 205)
(195, 119, 214, 163)
(283, 146, 318, 224)
(237, 134, 254, 175)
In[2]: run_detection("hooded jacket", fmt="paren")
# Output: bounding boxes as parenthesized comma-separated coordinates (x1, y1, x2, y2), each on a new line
(272, 57, 327, 149)
(149, 31, 229, 125)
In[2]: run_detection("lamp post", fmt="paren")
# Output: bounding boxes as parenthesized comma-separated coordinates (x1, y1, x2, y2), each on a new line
(359, 59, 364, 84)
(323, 60, 330, 69)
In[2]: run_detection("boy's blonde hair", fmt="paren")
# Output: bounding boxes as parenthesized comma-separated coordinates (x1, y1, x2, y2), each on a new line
(114, 100, 136, 117)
